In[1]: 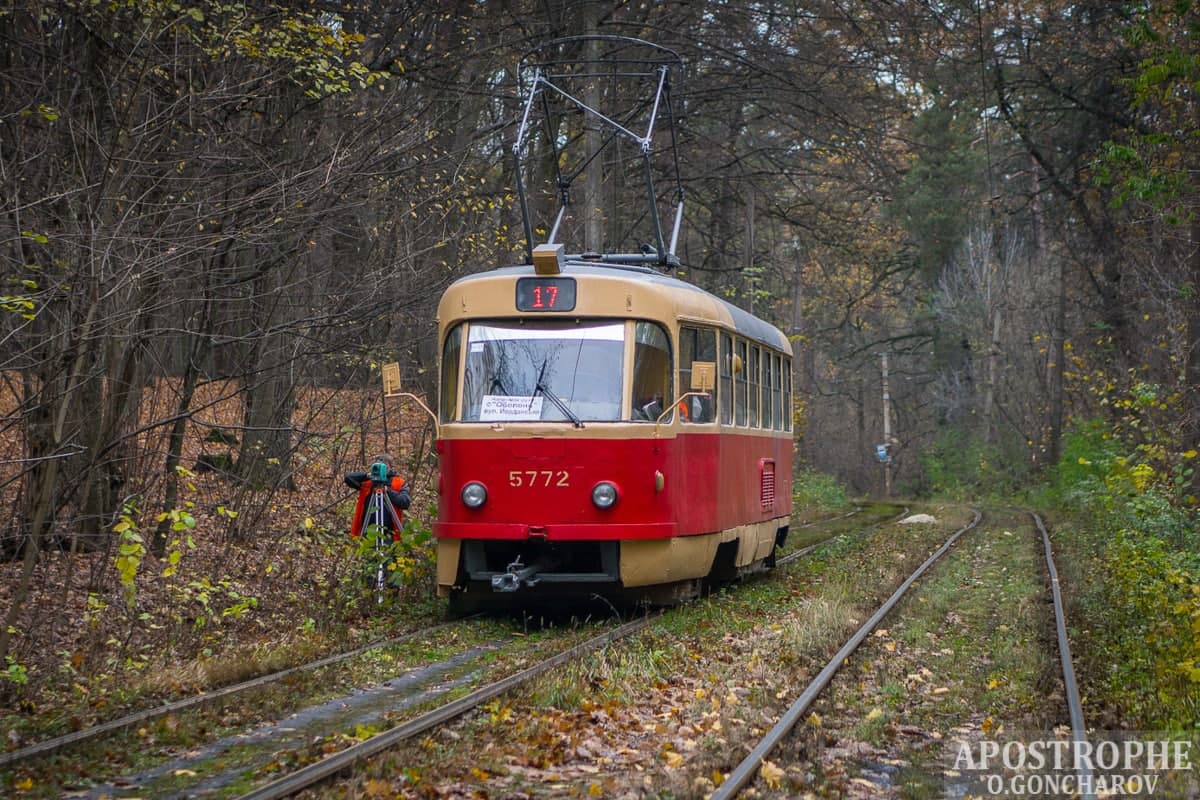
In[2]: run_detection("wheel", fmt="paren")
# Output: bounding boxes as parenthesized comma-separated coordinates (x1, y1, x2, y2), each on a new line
(446, 586, 487, 618)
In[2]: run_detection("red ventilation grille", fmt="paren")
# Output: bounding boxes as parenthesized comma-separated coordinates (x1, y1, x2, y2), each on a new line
(760, 459, 776, 511)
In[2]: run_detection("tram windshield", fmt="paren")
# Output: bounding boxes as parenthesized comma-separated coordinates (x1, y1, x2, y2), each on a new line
(460, 321, 625, 422)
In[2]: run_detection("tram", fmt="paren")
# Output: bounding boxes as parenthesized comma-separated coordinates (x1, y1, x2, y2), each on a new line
(428, 37, 794, 611)
(433, 245, 793, 611)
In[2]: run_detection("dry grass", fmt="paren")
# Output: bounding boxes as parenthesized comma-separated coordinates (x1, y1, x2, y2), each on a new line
(0, 376, 439, 729)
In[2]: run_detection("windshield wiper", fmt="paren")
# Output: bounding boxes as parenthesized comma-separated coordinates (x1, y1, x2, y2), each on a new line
(530, 358, 584, 428)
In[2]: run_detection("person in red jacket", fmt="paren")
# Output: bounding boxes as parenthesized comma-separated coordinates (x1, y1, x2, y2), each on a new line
(345, 454, 411, 539)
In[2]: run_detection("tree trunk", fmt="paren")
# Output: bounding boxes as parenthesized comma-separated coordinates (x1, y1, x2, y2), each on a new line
(791, 246, 805, 473)
(982, 306, 1001, 445)
(583, 18, 603, 253)
(1187, 210, 1200, 495)
(236, 265, 299, 492)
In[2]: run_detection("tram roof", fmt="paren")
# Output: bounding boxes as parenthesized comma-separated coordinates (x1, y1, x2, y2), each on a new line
(445, 261, 791, 354)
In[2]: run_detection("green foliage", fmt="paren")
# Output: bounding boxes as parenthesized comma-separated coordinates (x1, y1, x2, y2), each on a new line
(1094, 0, 1199, 222)
(1050, 420, 1127, 508)
(792, 469, 849, 510)
(157, 507, 198, 579)
(1049, 419, 1199, 727)
(170, 576, 259, 629)
(1102, 531, 1200, 709)
(351, 505, 437, 604)
(113, 503, 146, 607)
(1, 253, 40, 320)
(58, 0, 389, 100)
(2, 656, 29, 688)
(917, 428, 1033, 500)
(884, 100, 987, 278)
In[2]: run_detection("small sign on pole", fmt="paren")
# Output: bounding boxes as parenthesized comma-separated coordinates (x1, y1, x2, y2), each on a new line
(382, 362, 401, 397)
(876, 443, 890, 463)
(690, 361, 716, 392)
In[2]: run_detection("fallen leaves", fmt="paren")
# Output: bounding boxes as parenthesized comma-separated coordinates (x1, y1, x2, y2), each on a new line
(760, 758, 785, 789)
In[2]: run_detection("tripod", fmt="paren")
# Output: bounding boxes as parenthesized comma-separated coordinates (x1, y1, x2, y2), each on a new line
(360, 481, 402, 604)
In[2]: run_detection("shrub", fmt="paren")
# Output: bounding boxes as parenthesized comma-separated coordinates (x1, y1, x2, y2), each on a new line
(918, 427, 1034, 500)
(1050, 419, 1199, 728)
(793, 469, 849, 510)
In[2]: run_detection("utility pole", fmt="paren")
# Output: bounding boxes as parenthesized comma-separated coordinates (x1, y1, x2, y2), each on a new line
(583, 13, 603, 253)
(881, 352, 892, 497)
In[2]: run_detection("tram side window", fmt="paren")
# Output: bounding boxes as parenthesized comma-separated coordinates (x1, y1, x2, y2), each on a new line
(719, 333, 734, 426)
(735, 339, 748, 427)
(747, 344, 760, 427)
(772, 353, 784, 430)
(782, 356, 792, 431)
(679, 326, 716, 424)
(763, 351, 775, 430)
(440, 324, 462, 422)
(631, 321, 672, 421)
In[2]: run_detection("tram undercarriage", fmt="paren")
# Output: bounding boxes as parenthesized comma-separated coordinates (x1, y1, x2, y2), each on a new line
(438, 519, 789, 615)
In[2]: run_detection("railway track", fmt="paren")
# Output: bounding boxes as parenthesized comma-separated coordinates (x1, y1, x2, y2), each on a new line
(3, 506, 897, 797)
(235, 615, 655, 800)
(35, 617, 643, 798)
(218, 510, 894, 799)
(776, 505, 907, 568)
(710, 509, 1095, 799)
(0, 619, 472, 769)
(709, 509, 982, 798)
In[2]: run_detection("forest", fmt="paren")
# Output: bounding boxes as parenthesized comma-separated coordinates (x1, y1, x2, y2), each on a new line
(0, 0, 1197, 728)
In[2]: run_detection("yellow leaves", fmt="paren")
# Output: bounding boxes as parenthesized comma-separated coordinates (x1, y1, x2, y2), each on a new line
(806, 711, 822, 727)
(760, 758, 785, 789)
(864, 707, 884, 722)
(982, 715, 995, 733)
(13, 777, 33, 791)
(663, 749, 684, 768)
(484, 701, 513, 724)
(362, 778, 394, 799)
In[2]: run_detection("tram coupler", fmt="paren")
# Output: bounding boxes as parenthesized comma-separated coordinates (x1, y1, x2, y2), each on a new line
(491, 559, 542, 592)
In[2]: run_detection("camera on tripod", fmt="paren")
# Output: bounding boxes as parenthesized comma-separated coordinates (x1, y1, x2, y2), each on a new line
(369, 461, 390, 484)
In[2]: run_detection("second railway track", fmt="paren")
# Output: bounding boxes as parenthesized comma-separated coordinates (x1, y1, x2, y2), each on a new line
(713, 507, 1097, 798)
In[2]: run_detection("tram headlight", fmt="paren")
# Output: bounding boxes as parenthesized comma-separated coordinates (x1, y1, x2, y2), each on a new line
(591, 481, 619, 509)
(461, 481, 488, 509)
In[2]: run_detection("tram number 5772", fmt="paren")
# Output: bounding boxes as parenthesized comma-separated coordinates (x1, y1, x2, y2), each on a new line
(508, 470, 571, 487)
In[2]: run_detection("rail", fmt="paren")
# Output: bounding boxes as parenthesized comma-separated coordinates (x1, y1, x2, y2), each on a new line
(710, 509, 982, 799)
(0, 619, 470, 768)
(1033, 511, 1096, 800)
(235, 614, 655, 799)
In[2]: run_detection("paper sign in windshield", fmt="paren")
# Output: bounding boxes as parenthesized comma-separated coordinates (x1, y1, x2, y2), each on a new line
(480, 395, 543, 421)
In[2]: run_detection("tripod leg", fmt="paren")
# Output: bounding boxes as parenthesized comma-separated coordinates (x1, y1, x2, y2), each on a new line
(372, 488, 387, 603)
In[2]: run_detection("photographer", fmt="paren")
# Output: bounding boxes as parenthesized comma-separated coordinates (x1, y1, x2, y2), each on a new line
(345, 453, 411, 539)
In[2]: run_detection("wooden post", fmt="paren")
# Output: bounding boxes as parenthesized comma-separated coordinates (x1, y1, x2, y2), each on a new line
(881, 352, 892, 497)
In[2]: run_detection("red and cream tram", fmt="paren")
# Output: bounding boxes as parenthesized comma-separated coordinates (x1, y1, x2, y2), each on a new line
(433, 245, 794, 611)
